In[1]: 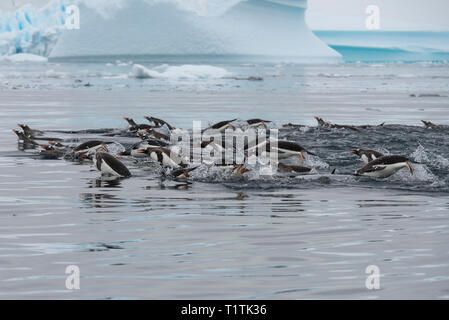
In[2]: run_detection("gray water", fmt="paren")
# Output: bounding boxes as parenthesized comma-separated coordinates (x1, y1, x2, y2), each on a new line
(0, 60, 449, 299)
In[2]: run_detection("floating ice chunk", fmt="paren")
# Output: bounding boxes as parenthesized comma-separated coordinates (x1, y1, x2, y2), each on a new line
(131, 64, 232, 80)
(0, 53, 48, 63)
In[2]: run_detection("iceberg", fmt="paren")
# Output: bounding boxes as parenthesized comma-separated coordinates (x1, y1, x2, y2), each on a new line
(0, 0, 70, 56)
(0, 0, 340, 61)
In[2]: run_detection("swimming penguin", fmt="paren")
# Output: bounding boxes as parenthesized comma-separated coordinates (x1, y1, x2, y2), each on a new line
(251, 140, 316, 160)
(350, 149, 384, 164)
(355, 155, 414, 179)
(421, 120, 439, 129)
(138, 147, 186, 169)
(124, 117, 154, 131)
(275, 162, 312, 174)
(203, 119, 237, 133)
(12, 129, 40, 146)
(17, 124, 44, 137)
(314, 116, 359, 131)
(144, 116, 175, 130)
(230, 163, 250, 178)
(39, 145, 65, 159)
(247, 119, 271, 128)
(82, 149, 131, 177)
(73, 140, 111, 155)
(143, 129, 170, 141)
(168, 166, 199, 180)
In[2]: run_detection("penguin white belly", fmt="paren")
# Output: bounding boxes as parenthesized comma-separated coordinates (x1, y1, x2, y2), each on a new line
(361, 154, 369, 164)
(100, 159, 122, 176)
(262, 150, 292, 160)
(364, 163, 406, 179)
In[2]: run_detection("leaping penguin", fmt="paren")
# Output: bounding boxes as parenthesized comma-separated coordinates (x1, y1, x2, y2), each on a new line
(355, 155, 414, 179)
(203, 119, 237, 133)
(350, 149, 384, 164)
(247, 119, 271, 128)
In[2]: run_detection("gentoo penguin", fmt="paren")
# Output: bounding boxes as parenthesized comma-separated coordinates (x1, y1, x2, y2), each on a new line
(230, 163, 250, 178)
(138, 147, 186, 169)
(144, 116, 175, 130)
(143, 129, 170, 141)
(82, 150, 131, 177)
(124, 117, 153, 131)
(39, 145, 65, 159)
(12, 130, 40, 146)
(117, 137, 168, 157)
(73, 140, 110, 155)
(247, 119, 271, 128)
(282, 123, 306, 128)
(201, 139, 226, 153)
(249, 140, 316, 160)
(203, 119, 237, 133)
(17, 124, 44, 136)
(275, 162, 312, 174)
(350, 149, 384, 164)
(136, 133, 169, 146)
(355, 155, 414, 179)
(421, 120, 439, 129)
(314, 116, 359, 131)
(168, 166, 199, 180)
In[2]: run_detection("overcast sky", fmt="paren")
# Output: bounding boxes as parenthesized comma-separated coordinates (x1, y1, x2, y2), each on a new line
(1, 0, 449, 31)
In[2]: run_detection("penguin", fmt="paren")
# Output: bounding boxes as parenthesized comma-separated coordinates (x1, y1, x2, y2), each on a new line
(168, 166, 199, 180)
(249, 140, 316, 160)
(247, 119, 271, 128)
(93, 152, 132, 177)
(143, 129, 170, 141)
(124, 117, 154, 131)
(138, 147, 186, 169)
(12, 129, 40, 146)
(144, 116, 175, 130)
(230, 163, 250, 178)
(275, 162, 312, 174)
(203, 119, 237, 133)
(17, 124, 44, 137)
(421, 120, 439, 129)
(82, 149, 131, 177)
(350, 149, 384, 164)
(39, 145, 65, 159)
(355, 155, 414, 179)
(314, 116, 359, 131)
(73, 140, 111, 155)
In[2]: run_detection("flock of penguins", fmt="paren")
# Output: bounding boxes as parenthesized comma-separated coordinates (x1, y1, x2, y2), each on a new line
(12, 116, 441, 182)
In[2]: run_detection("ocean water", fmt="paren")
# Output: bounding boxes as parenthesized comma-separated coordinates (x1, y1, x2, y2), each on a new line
(0, 59, 449, 299)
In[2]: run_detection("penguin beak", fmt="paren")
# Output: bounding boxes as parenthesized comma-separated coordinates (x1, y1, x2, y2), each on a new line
(299, 152, 305, 161)
(349, 150, 358, 155)
(137, 149, 146, 154)
(80, 154, 88, 159)
(405, 162, 414, 174)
